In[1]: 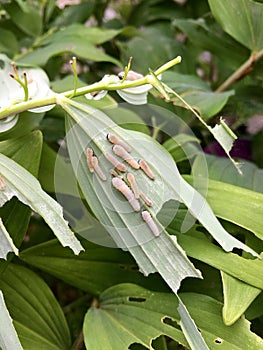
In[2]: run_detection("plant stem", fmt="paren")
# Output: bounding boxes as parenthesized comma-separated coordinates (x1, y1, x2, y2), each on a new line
(216, 49, 263, 92)
(71, 330, 84, 350)
(0, 56, 182, 120)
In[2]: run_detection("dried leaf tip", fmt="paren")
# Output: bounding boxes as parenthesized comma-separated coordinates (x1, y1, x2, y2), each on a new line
(138, 159, 155, 180)
(113, 145, 139, 169)
(141, 211, 160, 236)
(112, 177, 140, 212)
(0, 175, 6, 190)
(106, 133, 132, 153)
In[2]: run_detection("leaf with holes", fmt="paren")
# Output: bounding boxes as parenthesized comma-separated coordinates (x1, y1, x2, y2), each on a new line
(83, 283, 263, 350)
(0, 153, 83, 255)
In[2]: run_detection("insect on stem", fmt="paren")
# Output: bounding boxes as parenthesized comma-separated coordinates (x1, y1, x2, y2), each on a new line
(112, 177, 140, 212)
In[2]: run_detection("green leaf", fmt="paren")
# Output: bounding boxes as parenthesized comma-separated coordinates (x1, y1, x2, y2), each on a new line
(221, 272, 261, 326)
(0, 264, 71, 350)
(208, 119, 240, 173)
(17, 24, 121, 66)
(0, 132, 41, 249)
(83, 283, 263, 350)
(173, 18, 249, 70)
(61, 98, 202, 294)
(180, 291, 263, 350)
(0, 28, 18, 56)
(83, 284, 187, 350)
(185, 175, 263, 241)
(20, 239, 167, 295)
(176, 232, 263, 290)
(0, 218, 18, 259)
(162, 71, 234, 119)
(208, 0, 263, 52)
(2, 2, 42, 37)
(195, 154, 263, 193)
(0, 153, 83, 255)
(0, 291, 23, 350)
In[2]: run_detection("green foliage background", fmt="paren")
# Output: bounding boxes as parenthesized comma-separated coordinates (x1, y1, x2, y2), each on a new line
(0, 0, 263, 349)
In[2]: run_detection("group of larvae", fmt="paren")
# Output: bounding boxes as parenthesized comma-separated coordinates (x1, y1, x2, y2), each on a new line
(86, 133, 160, 237)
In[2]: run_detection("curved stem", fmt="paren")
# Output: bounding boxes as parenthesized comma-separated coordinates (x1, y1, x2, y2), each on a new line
(0, 56, 182, 120)
(216, 49, 263, 92)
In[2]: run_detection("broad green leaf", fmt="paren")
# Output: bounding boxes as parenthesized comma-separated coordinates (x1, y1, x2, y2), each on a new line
(60, 99, 258, 269)
(162, 71, 234, 119)
(0, 264, 71, 350)
(17, 24, 121, 66)
(163, 134, 201, 163)
(84, 283, 263, 350)
(195, 154, 263, 193)
(221, 272, 261, 326)
(20, 239, 167, 295)
(118, 26, 184, 74)
(184, 175, 263, 241)
(83, 284, 188, 350)
(175, 232, 263, 290)
(173, 18, 249, 70)
(0, 153, 83, 255)
(0, 28, 18, 56)
(208, 0, 263, 52)
(0, 218, 18, 259)
(180, 291, 263, 350)
(2, 2, 42, 37)
(0, 291, 23, 350)
(61, 98, 201, 293)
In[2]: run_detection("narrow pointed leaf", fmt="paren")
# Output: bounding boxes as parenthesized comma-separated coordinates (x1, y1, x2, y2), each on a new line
(221, 271, 261, 326)
(0, 153, 83, 254)
(177, 296, 209, 350)
(0, 218, 18, 259)
(0, 291, 23, 350)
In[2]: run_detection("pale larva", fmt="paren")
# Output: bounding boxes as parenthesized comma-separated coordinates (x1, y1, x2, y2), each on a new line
(118, 70, 143, 81)
(138, 159, 155, 180)
(139, 191, 153, 207)
(106, 133, 132, 153)
(0, 175, 6, 190)
(113, 145, 139, 169)
(92, 156, 107, 181)
(112, 177, 140, 212)
(127, 173, 140, 199)
(105, 152, 127, 172)
(141, 210, 160, 236)
(86, 148, 94, 173)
